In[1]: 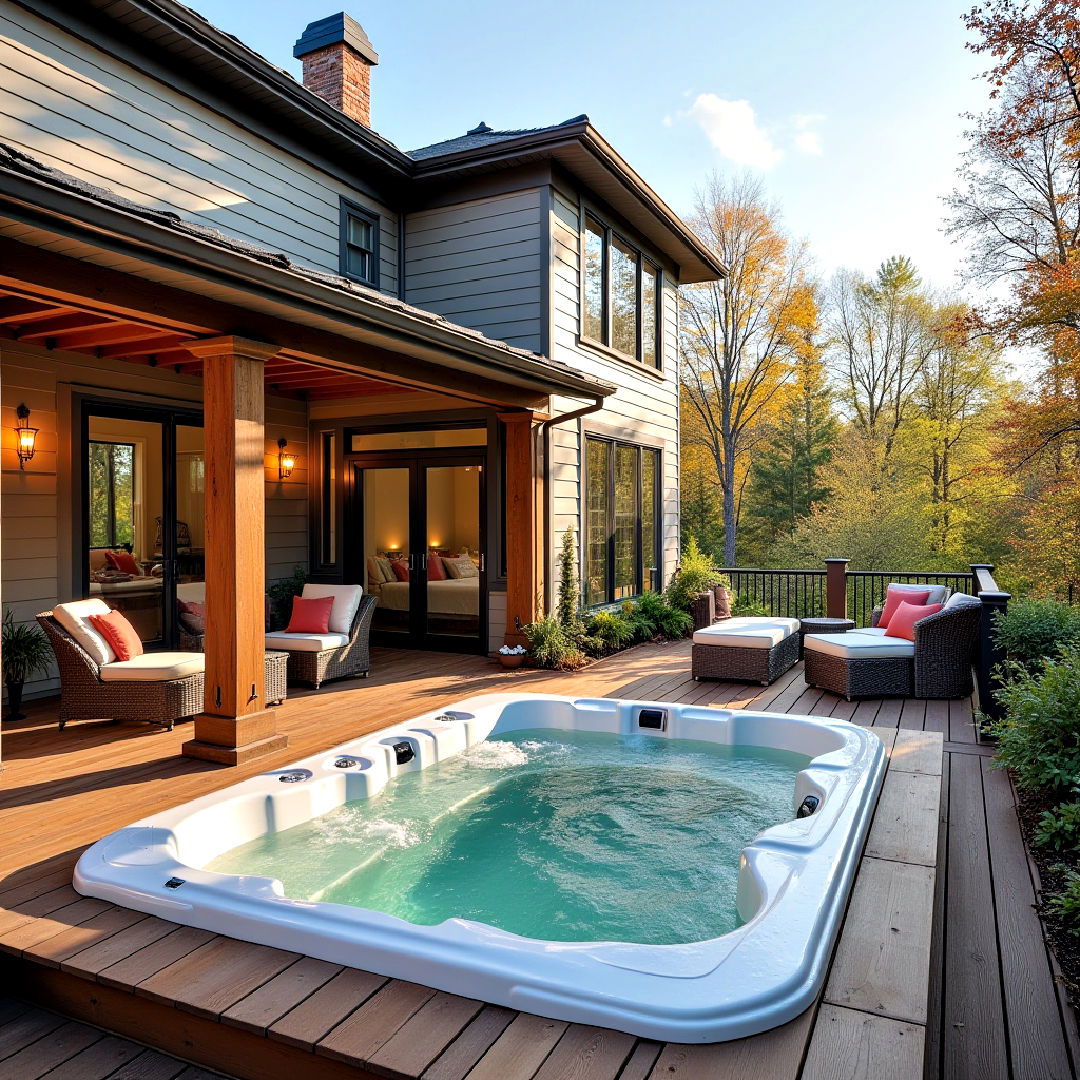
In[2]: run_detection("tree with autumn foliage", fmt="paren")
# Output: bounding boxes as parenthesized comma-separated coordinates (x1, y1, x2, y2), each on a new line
(680, 173, 816, 565)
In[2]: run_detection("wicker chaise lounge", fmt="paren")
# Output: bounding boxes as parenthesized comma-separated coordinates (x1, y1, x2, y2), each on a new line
(265, 585, 377, 689)
(38, 610, 204, 732)
(803, 595, 981, 700)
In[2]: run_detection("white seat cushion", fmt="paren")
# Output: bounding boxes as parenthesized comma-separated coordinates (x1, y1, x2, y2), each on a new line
(301, 584, 363, 635)
(176, 582, 206, 605)
(803, 632, 915, 659)
(856, 627, 889, 636)
(53, 598, 116, 666)
(265, 631, 350, 653)
(100, 652, 205, 682)
(692, 617, 800, 649)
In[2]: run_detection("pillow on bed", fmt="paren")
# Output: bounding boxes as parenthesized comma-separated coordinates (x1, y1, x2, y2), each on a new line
(427, 554, 446, 580)
(374, 557, 395, 584)
(366, 557, 393, 585)
(443, 556, 478, 579)
(391, 560, 409, 582)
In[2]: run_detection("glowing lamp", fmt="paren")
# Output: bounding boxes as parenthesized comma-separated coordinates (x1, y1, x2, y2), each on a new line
(277, 438, 296, 480)
(15, 404, 37, 469)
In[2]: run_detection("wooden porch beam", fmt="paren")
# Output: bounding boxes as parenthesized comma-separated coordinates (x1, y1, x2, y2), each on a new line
(182, 336, 287, 766)
(498, 411, 542, 648)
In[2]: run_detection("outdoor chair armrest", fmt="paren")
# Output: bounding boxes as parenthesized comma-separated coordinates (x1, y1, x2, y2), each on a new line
(912, 603, 981, 655)
(870, 606, 884, 628)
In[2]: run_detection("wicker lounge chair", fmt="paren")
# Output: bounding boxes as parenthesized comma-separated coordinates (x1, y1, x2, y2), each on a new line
(265, 589, 377, 689)
(38, 610, 204, 732)
(691, 617, 801, 685)
(803, 599, 981, 700)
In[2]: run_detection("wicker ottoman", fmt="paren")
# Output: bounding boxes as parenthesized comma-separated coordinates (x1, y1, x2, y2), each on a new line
(803, 631, 914, 700)
(691, 617, 801, 686)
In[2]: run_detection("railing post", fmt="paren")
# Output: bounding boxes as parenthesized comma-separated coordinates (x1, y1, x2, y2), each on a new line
(825, 558, 849, 619)
(971, 564, 1010, 725)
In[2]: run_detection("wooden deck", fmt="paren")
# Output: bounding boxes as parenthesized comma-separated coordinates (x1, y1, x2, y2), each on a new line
(0, 641, 1075, 1080)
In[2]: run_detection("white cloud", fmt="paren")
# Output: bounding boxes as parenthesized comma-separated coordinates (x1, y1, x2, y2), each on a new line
(661, 114, 673, 128)
(794, 130, 823, 155)
(792, 112, 826, 130)
(685, 94, 783, 170)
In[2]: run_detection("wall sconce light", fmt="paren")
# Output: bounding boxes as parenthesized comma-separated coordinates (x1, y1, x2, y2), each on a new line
(277, 438, 296, 480)
(15, 404, 38, 469)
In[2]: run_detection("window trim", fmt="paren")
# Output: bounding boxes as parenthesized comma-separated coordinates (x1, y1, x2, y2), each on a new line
(583, 435, 662, 607)
(339, 197, 380, 288)
(579, 209, 662, 371)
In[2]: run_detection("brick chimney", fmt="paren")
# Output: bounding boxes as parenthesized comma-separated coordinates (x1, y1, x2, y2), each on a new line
(294, 13, 379, 127)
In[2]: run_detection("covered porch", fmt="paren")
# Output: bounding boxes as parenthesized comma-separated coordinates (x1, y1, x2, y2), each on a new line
(0, 643, 1075, 1079)
(0, 173, 608, 767)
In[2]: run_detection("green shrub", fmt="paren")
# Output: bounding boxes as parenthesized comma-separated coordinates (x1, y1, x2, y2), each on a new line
(1035, 800, 1080, 855)
(992, 644, 1080, 793)
(665, 537, 723, 613)
(521, 615, 586, 670)
(555, 525, 585, 638)
(731, 595, 769, 617)
(623, 592, 691, 641)
(267, 565, 307, 630)
(993, 598, 1080, 672)
(1048, 869, 1080, 937)
(583, 610, 634, 657)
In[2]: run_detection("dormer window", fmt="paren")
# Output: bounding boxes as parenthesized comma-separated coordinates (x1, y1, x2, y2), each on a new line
(340, 199, 380, 287)
(581, 213, 661, 369)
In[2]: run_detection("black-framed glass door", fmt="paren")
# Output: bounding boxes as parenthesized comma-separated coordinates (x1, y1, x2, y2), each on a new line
(348, 451, 487, 652)
(78, 399, 204, 650)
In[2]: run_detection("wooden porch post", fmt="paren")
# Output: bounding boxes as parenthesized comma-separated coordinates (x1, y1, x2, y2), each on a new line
(182, 336, 287, 765)
(825, 558, 849, 619)
(499, 411, 540, 648)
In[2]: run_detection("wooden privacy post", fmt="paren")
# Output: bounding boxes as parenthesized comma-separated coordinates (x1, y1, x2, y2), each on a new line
(825, 558, 849, 619)
(498, 411, 540, 648)
(971, 564, 1010, 726)
(182, 336, 288, 766)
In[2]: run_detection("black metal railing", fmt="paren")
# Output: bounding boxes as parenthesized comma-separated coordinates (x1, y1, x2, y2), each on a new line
(845, 571, 974, 628)
(716, 568, 826, 619)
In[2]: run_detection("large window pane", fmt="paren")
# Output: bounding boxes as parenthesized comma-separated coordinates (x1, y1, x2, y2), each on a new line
(88, 442, 135, 549)
(585, 439, 609, 606)
(641, 262, 658, 368)
(583, 217, 604, 341)
(613, 445, 636, 599)
(641, 450, 658, 591)
(610, 236, 638, 357)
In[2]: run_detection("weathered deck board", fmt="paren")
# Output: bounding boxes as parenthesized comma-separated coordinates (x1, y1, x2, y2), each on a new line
(0, 642, 1073, 1080)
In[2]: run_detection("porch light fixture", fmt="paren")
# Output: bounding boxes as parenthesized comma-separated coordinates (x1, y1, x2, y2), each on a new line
(277, 438, 296, 480)
(15, 404, 38, 469)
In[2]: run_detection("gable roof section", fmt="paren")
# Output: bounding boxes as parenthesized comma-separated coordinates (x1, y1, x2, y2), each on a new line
(18, 0, 723, 284)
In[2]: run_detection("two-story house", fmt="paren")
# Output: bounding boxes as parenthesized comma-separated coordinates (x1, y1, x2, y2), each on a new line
(0, 1, 723, 763)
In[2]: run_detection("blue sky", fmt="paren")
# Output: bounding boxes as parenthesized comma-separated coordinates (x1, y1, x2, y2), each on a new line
(191, 0, 989, 293)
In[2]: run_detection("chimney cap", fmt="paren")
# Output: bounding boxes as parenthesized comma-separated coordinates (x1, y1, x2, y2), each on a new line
(294, 13, 378, 65)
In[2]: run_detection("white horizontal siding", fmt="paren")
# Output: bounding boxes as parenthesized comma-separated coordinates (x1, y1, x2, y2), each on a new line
(0, 4, 398, 289)
(404, 190, 544, 352)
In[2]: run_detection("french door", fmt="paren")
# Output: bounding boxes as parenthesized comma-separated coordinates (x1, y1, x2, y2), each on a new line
(347, 451, 487, 652)
(79, 400, 204, 650)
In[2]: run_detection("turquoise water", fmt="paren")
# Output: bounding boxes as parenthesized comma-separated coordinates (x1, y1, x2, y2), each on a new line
(209, 729, 808, 945)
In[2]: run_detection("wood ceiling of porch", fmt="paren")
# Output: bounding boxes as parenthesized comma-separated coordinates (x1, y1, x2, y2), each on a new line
(0, 285, 416, 401)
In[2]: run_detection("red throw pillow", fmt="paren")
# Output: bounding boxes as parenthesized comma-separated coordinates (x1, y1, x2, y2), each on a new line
(89, 610, 144, 661)
(285, 594, 334, 634)
(391, 560, 410, 582)
(884, 601, 942, 641)
(879, 586, 931, 629)
(426, 554, 446, 580)
(105, 550, 141, 576)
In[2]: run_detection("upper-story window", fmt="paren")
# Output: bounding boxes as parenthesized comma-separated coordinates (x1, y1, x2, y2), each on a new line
(581, 214, 661, 369)
(340, 199, 380, 287)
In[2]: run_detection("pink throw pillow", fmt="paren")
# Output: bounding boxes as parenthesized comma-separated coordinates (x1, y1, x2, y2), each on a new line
(391, 560, 410, 582)
(879, 586, 931, 629)
(285, 594, 334, 634)
(105, 550, 141, 576)
(884, 601, 942, 641)
(426, 554, 446, 580)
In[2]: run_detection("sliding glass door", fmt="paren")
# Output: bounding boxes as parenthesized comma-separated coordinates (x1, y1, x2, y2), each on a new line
(80, 401, 203, 649)
(349, 452, 486, 652)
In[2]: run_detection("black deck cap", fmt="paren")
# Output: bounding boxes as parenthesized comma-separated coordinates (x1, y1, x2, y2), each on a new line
(294, 13, 379, 64)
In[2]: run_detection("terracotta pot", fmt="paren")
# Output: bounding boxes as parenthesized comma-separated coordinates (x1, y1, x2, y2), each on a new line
(713, 585, 732, 620)
(498, 654, 525, 669)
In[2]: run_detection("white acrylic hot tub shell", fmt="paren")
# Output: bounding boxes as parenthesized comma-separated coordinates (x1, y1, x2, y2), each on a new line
(74, 693, 886, 1043)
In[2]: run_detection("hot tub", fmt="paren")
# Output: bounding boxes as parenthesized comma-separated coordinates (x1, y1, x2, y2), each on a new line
(74, 694, 886, 1043)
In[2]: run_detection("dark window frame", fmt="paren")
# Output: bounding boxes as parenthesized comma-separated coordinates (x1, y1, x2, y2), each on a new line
(339, 197, 380, 288)
(579, 211, 662, 370)
(583, 435, 662, 606)
(88, 439, 136, 550)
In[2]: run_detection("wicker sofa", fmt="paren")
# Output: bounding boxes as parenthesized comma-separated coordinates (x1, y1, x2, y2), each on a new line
(803, 597, 982, 700)
(265, 588, 377, 689)
(38, 610, 204, 732)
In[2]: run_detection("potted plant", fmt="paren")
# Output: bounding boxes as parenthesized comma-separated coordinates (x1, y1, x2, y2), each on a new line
(3, 610, 53, 722)
(497, 644, 527, 669)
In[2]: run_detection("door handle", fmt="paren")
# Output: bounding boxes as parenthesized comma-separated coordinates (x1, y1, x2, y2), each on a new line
(479, 553, 485, 572)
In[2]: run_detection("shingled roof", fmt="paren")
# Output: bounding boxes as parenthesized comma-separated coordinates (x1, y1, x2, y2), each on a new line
(408, 116, 589, 161)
